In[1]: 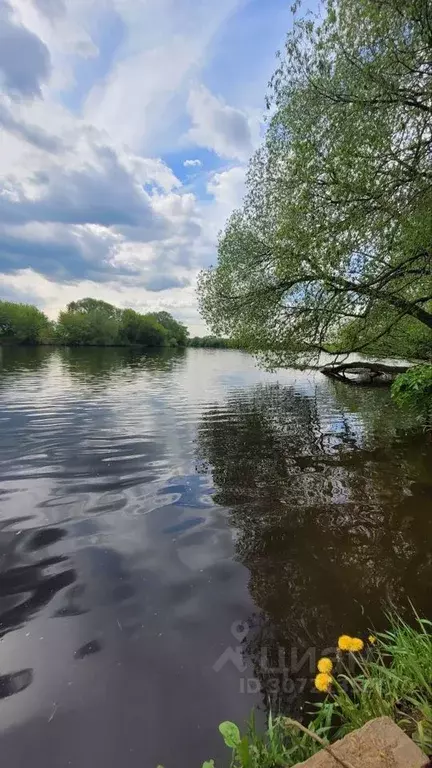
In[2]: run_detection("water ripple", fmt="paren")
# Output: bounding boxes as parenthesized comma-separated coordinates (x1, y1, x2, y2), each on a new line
(0, 347, 431, 768)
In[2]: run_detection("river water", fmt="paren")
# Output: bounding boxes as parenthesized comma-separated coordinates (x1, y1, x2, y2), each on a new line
(0, 346, 431, 768)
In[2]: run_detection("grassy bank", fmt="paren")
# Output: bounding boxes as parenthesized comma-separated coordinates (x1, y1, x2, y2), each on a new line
(202, 611, 432, 768)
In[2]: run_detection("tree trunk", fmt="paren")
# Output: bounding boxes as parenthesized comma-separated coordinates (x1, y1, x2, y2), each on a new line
(321, 361, 410, 386)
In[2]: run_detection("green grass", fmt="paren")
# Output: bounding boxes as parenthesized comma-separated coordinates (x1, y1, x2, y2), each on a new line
(214, 708, 334, 768)
(203, 609, 432, 768)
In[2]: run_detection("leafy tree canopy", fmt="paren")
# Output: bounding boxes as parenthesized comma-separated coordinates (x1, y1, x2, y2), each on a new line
(147, 311, 189, 346)
(66, 298, 121, 319)
(57, 306, 119, 346)
(198, 0, 432, 367)
(336, 309, 432, 360)
(189, 335, 234, 348)
(0, 301, 52, 344)
(392, 364, 432, 425)
(119, 309, 168, 347)
(0, 298, 188, 349)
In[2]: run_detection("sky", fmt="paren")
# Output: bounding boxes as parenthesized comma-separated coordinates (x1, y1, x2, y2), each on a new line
(0, 0, 294, 335)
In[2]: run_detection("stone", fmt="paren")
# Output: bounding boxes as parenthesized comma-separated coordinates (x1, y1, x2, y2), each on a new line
(294, 716, 428, 768)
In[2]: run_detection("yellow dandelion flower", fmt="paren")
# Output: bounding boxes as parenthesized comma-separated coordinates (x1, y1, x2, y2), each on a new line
(315, 672, 332, 693)
(338, 635, 353, 651)
(349, 637, 364, 652)
(368, 634, 377, 645)
(317, 657, 333, 674)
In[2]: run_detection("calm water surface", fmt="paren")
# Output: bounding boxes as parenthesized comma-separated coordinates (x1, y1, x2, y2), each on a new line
(0, 346, 431, 768)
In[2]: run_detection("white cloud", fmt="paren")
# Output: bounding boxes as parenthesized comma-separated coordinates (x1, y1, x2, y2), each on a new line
(207, 166, 246, 209)
(0, 0, 51, 98)
(204, 165, 246, 238)
(32, 0, 66, 20)
(0, 0, 277, 335)
(187, 84, 258, 161)
(84, 0, 245, 154)
(0, 100, 63, 152)
(10, 0, 99, 91)
(184, 159, 202, 168)
(127, 156, 180, 193)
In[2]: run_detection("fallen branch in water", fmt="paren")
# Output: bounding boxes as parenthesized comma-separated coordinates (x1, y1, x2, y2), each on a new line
(321, 361, 410, 385)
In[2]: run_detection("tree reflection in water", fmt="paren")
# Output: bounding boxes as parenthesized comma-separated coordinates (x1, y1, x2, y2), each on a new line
(0, 346, 188, 394)
(0, 523, 76, 638)
(196, 383, 432, 714)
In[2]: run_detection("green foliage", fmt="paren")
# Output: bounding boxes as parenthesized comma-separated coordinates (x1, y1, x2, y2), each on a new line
(119, 309, 168, 347)
(57, 305, 119, 346)
(219, 722, 241, 749)
(0, 297, 187, 349)
(66, 298, 121, 319)
(0, 300, 51, 344)
(57, 302, 171, 347)
(198, 0, 432, 367)
(147, 311, 189, 347)
(336, 311, 432, 362)
(200, 612, 432, 768)
(391, 365, 432, 425)
(320, 612, 432, 753)
(189, 336, 233, 348)
(38, 320, 57, 345)
(207, 709, 332, 768)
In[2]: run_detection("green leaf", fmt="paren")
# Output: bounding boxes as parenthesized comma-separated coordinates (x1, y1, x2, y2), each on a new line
(218, 721, 241, 748)
(202, 761, 215, 768)
(238, 736, 251, 767)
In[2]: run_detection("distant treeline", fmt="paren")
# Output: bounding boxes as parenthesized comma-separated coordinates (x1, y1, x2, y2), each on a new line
(189, 335, 238, 349)
(0, 298, 234, 349)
